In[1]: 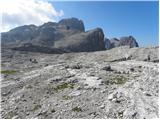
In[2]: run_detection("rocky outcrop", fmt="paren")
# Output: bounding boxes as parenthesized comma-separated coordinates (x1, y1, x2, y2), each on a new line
(1, 18, 105, 53)
(104, 36, 139, 49)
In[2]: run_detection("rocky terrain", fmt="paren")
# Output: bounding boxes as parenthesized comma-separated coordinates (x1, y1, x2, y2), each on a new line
(1, 46, 159, 119)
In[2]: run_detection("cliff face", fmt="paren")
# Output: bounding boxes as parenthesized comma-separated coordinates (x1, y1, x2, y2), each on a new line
(54, 28, 105, 52)
(1, 18, 105, 53)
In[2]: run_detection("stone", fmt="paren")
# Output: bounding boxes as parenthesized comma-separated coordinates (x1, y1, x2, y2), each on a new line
(69, 91, 81, 96)
(70, 63, 83, 69)
(102, 65, 113, 71)
(100, 104, 105, 109)
(130, 68, 134, 72)
(108, 93, 114, 101)
(48, 76, 63, 83)
(100, 90, 106, 93)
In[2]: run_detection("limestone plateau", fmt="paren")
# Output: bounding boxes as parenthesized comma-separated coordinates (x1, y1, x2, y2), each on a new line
(1, 18, 159, 119)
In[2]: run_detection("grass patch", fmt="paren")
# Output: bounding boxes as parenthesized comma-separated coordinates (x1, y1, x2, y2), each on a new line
(72, 106, 82, 112)
(104, 75, 128, 85)
(113, 76, 127, 84)
(62, 95, 73, 100)
(1, 63, 5, 67)
(1, 70, 17, 74)
(53, 82, 74, 92)
(32, 104, 41, 111)
(118, 111, 123, 118)
(5, 111, 17, 119)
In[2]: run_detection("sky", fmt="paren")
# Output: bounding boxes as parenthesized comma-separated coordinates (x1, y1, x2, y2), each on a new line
(0, 0, 159, 47)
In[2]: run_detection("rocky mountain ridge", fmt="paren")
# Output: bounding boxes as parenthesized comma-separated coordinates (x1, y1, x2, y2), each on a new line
(1, 18, 105, 53)
(1, 17, 138, 53)
(105, 36, 139, 50)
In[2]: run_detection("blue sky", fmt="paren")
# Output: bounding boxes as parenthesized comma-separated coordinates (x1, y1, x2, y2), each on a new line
(52, 1, 158, 47)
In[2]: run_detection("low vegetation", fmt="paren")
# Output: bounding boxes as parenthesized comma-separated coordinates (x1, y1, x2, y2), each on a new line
(104, 75, 128, 85)
(51, 109, 56, 113)
(62, 95, 73, 100)
(5, 111, 17, 119)
(32, 104, 41, 111)
(53, 82, 74, 92)
(1, 70, 17, 74)
(72, 106, 82, 112)
(113, 75, 128, 84)
(1, 63, 5, 67)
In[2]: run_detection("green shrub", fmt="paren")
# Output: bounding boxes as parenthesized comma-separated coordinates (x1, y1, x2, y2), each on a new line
(32, 104, 41, 111)
(1, 63, 5, 67)
(54, 83, 74, 92)
(72, 106, 82, 112)
(62, 95, 73, 100)
(5, 111, 17, 119)
(114, 76, 127, 84)
(104, 75, 128, 85)
(51, 109, 56, 113)
(1, 70, 17, 74)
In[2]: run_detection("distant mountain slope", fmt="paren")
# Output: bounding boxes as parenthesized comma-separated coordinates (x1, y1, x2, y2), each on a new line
(104, 36, 139, 49)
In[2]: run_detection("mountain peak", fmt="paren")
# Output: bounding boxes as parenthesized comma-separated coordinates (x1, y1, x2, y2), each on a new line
(58, 17, 85, 32)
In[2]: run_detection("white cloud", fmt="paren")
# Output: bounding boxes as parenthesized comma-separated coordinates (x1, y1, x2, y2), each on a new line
(0, 0, 64, 32)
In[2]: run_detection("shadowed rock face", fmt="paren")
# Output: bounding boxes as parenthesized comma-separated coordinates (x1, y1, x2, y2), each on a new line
(1, 18, 105, 53)
(54, 28, 105, 52)
(104, 38, 111, 50)
(104, 36, 139, 49)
